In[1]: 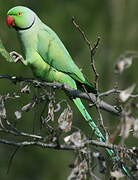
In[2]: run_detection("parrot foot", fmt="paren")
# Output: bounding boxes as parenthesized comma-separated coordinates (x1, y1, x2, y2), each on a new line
(10, 51, 24, 63)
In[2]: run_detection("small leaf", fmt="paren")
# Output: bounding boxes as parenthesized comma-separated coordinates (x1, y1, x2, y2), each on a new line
(93, 152, 100, 158)
(119, 84, 136, 102)
(13, 93, 20, 98)
(64, 132, 84, 147)
(14, 110, 22, 120)
(58, 105, 72, 132)
(21, 102, 35, 111)
(64, 135, 71, 143)
(21, 85, 30, 94)
(67, 157, 88, 180)
(115, 56, 133, 73)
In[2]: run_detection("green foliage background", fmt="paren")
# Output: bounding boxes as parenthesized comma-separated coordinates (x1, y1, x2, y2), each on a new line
(0, 0, 138, 179)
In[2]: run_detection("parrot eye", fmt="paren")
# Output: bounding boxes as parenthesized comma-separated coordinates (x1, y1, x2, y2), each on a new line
(17, 12, 22, 16)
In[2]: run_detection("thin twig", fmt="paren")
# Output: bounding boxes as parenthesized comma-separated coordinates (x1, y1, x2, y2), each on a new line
(72, 17, 92, 48)
(96, 106, 107, 137)
(72, 17, 100, 89)
(0, 128, 45, 140)
(90, 37, 100, 90)
(99, 88, 138, 98)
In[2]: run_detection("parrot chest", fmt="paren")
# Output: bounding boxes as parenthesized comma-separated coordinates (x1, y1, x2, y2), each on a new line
(26, 49, 61, 83)
(19, 29, 52, 80)
(26, 50, 75, 87)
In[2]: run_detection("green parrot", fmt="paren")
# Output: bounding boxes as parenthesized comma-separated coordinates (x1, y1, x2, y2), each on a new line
(6, 6, 131, 177)
(6, 6, 104, 140)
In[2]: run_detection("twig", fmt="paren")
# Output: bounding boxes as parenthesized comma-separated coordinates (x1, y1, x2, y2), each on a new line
(99, 88, 138, 98)
(96, 106, 107, 136)
(0, 125, 134, 152)
(99, 89, 120, 97)
(90, 37, 100, 90)
(0, 127, 134, 152)
(0, 128, 45, 140)
(72, 17, 100, 90)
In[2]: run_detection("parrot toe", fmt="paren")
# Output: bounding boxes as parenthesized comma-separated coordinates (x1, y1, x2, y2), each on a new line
(10, 51, 23, 63)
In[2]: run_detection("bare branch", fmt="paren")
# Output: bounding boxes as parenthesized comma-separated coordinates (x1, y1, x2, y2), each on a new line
(0, 74, 120, 116)
(0, 128, 45, 140)
(0, 136, 135, 154)
(0, 138, 76, 150)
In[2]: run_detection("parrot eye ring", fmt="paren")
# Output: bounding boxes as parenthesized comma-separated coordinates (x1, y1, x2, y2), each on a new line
(17, 12, 22, 16)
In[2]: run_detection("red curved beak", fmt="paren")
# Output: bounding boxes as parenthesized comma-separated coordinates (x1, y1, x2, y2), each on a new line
(6, 16, 15, 27)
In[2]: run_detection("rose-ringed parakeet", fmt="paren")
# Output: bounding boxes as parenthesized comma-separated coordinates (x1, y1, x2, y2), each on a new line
(6, 6, 104, 139)
(6, 6, 132, 177)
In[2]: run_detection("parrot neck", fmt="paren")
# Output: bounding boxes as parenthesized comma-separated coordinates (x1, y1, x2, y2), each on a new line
(15, 17, 36, 31)
(17, 15, 41, 35)
(17, 16, 41, 55)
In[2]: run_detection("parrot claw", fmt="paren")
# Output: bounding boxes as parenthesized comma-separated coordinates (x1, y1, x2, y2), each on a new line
(10, 51, 24, 63)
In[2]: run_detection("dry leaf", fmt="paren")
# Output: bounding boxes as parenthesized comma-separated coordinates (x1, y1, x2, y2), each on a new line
(64, 132, 84, 147)
(58, 106, 72, 132)
(21, 85, 30, 94)
(119, 84, 136, 102)
(21, 102, 35, 111)
(15, 110, 22, 119)
(67, 158, 88, 180)
(110, 170, 125, 179)
(115, 56, 132, 73)
(93, 152, 100, 158)
(64, 135, 71, 143)
(46, 101, 54, 122)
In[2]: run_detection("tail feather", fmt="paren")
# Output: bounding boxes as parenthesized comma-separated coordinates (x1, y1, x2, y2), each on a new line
(73, 98, 105, 141)
(73, 98, 114, 156)
(73, 98, 132, 178)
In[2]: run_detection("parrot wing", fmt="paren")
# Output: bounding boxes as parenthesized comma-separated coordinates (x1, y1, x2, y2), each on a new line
(37, 25, 86, 83)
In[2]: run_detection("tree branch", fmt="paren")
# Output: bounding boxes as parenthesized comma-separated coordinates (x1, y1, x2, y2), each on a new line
(0, 136, 135, 154)
(0, 74, 120, 116)
(0, 138, 76, 150)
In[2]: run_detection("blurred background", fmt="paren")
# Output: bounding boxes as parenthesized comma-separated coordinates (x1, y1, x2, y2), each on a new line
(0, 0, 138, 179)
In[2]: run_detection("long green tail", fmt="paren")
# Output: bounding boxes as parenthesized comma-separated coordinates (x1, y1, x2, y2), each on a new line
(73, 97, 132, 179)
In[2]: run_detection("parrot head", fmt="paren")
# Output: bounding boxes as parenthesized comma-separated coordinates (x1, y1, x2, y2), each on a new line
(6, 6, 35, 30)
